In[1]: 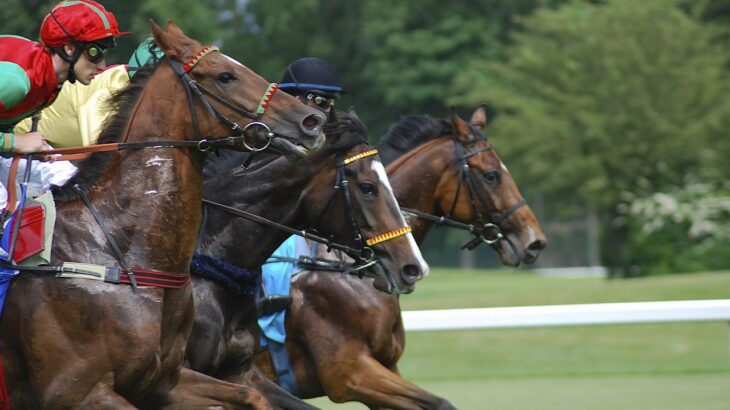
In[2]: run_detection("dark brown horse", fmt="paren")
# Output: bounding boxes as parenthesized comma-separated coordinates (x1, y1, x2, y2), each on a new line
(0, 21, 327, 409)
(253, 107, 547, 409)
(186, 110, 429, 409)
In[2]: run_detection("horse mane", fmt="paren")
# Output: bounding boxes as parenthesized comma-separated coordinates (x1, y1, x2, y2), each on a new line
(376, 115, 453, 166)
(53, 64, 158, 202)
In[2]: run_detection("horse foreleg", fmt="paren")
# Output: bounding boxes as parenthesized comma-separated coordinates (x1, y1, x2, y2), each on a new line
(320, 352, 455, 410)
(77, 382, 138, 410)
(155, 368, 272, 410)
(226, 365, 318, 410)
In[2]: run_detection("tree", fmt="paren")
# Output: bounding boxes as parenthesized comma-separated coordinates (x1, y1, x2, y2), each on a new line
(452, 0, 730, 271)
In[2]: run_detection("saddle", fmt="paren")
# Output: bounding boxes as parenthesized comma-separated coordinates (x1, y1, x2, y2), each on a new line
(1, 202, 45, 263)
(0, 156, 50, 263)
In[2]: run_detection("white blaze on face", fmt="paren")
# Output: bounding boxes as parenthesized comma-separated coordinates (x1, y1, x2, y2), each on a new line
(371, 160, 430, 277)
(500, 160, 509, 173)
(223, 54, 245, 68)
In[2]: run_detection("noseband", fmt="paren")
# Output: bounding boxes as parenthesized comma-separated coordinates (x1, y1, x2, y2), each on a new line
(402, 138, 526, 250)
(168, 45, 280, 152)
(317, 148, 413, 250)
(2, 46, 289, 290)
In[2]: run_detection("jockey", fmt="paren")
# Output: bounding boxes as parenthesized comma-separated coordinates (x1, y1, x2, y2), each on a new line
(0, 2, 127, 407)
(257, 57, 345, 395)
(14, 38, 163, 147)
(0, 0, 129, 153)
(279, 57, 345, 114)
(0, 0, 129, 209)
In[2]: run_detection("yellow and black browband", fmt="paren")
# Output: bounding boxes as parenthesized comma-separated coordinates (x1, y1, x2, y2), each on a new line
(341, 149, 413, 246)
(344, 149, 379, 165)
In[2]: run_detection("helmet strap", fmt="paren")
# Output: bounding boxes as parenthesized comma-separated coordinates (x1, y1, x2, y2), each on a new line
(52, 44, 83, 84)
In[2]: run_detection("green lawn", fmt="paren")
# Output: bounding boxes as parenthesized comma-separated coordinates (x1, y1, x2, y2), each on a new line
(307, 269, 730, 409)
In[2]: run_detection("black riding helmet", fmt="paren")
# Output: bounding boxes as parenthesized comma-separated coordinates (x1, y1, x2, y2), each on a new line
(279, 57, 345, 99)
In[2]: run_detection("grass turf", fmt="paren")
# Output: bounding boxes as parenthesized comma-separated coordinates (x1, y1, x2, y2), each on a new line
(307, 268, 730, 409)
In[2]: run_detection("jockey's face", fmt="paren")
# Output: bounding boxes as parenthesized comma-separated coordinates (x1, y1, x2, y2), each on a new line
(73, 44, 107, 85)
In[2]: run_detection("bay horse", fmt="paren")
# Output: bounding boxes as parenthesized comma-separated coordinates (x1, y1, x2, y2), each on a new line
(0, 21, 327, 409)
(253, 106, 547, 409)
(186, 109, 429, 409)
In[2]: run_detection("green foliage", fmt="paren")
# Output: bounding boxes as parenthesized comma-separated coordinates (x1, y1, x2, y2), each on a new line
(452, 0, 730, 270)
(0, 0, 46, 40)
(3, 0, 728, 272)
(620, 182, 730, 274)
(456, 0, 730, 211)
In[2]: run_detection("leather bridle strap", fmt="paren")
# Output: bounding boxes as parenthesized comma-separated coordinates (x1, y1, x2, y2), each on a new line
(201, 199, 373, 263)
(408, 140, 528, 249)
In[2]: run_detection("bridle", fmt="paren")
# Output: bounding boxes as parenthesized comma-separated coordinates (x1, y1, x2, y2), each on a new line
(316, 148, 412, 247)
(166, 45, 280, 152)
(401, 138, 526, 250)
(199, 147, 413, 291)
(0, 44, 289, 290)
(30, 45, 284, 161)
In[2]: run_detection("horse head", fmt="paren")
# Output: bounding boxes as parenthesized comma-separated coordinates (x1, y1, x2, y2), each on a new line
(147, 20, 326, 158)
(303, 110, 429, 294)
(438, 106, 546, 265)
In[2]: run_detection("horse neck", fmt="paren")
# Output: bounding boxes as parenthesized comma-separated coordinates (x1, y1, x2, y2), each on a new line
(201, 154, 328, 269)
(386, 137, 455, 244)
(56, 69, 206, 273)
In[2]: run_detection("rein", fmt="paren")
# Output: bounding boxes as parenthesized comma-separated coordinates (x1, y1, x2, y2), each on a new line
(199, 148, 413, 283)
(0, 44, 280, 290)
(200, 199, 375, 269)
(402, 139, 526, 250)
(167, 47, 280, 153)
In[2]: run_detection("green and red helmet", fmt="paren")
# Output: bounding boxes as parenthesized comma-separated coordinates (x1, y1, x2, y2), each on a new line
(39, 0, 130, 48)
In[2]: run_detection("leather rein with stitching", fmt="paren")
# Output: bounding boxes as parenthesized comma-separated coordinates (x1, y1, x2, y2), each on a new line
(1, 45, 281, 290)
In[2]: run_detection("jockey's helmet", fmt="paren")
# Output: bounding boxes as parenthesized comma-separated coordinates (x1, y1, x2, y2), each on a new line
(127, 38, 164, 78)
(279, 57, 345, 99)
(40, 0, 130, 48)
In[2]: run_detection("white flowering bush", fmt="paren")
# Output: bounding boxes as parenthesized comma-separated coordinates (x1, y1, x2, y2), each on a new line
(629, 183, 730, 241)
(621, 182, 730, 273)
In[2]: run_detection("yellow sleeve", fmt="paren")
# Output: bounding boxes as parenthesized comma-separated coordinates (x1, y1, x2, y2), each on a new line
(30, 65, 130, 147)
(78, 66, 130, 146)
(32, 79, 81, 147)
(14, 116, 31, 134)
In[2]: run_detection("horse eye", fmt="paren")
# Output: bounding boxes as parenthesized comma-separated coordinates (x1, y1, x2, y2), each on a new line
(483, 171, 500, 185)
(358, 183, 377, 195)
(216, 72, 236, 84)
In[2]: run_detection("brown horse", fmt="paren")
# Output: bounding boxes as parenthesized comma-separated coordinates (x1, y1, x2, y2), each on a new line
(0, 21, 327, 409)
(186, 110, 429, 409)
(253, 107, 547, 409)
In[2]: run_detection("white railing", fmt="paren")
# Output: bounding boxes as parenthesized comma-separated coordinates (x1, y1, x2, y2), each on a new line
(402, 299, 730, 331)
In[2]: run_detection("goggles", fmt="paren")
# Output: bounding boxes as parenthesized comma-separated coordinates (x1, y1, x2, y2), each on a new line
(300, 93, 336, 110)
(83, 42, 110, 63)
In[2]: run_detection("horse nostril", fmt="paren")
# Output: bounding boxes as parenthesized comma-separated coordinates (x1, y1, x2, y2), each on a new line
(302, 114, 322, 131)
(528, 240, 546, 252)
(402, 264, 422, 283)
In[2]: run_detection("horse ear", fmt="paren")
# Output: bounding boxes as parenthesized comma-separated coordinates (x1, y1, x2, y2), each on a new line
(150, 19, 182, 60)
(165, 20, 186, 38)
(327, 108, 338, 123)
(470, 104, 488, 131)
(347, 107, 361, 123)
(451, 113, 471, 143)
